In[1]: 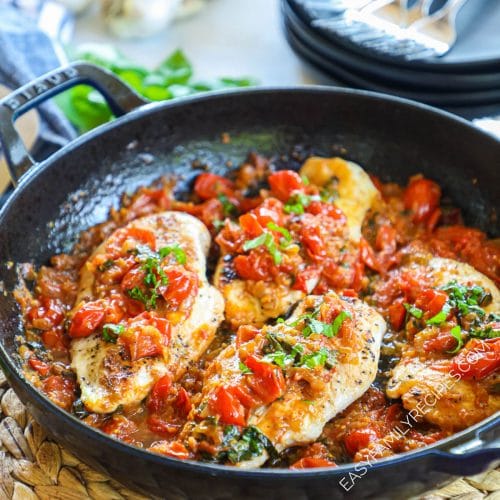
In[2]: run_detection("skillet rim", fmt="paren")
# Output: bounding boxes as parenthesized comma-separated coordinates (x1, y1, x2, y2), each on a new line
(0, 85, 499, 479)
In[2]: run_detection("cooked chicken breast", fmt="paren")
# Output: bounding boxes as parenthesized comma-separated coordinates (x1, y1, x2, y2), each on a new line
(299, 157, 380, 242)
(70, 212, 224, 413)
(386, 257, 500, 430)
(187, 291, 385, 467)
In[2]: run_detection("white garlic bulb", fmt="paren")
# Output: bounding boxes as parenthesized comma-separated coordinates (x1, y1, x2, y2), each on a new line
(101, 0, 182, 38)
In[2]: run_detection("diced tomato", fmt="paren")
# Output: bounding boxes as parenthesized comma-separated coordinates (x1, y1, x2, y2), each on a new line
(292, 266, 321, 293)
(147, 414, 179, 435)
(268, 170, 304, 202)
(194, 173, 235, 200)
(119, 325, 164, 361)
(41, 328, 68, 353)
(245, 355, 286, 405)
(160, 268, 199, 310)
(175, 388, 192, 416)
(147, 374, 173, 413)
(344, 427, 380, 456)
(239, 198, 285, 237)
(415, 289, 448, 317)
(350, 260, 365, 292)
(300, 225, 326, 261)
(239, 212, 264, 238)
(233, 252, 274, 281)
(121, 266, 146, 294)
(290, 457, 336, 469)
(68, 301, 105, 338)
(209, 386, 246, 426)
(426, 208, 442, 232)
(306, 201, 346, 223)
(451, 339, 500, 380)
(43, 376, 75, 411)
(150, 440, 190, 460)
(228, 385, 260, 409)
(124, 187, 170, 221)
(28, 356, 51, 377)
(102, 415, 138, 441)
(403, 177, 441, 223)
(106, 227, 156, 258)
(342, 289, 358, 298)
(359, 238, 379, 272)
(236, 325, 260, 346)
(424, 331, 457, 353)
(388, 301, 406, 331)
(27, 296, 64, 330)
(375, 224, 397, 253)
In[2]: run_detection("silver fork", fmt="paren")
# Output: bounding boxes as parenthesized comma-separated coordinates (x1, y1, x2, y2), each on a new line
(311, 0, 470, 60)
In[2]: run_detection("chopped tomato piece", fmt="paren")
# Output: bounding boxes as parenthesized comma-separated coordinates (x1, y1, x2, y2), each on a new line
(43, 376, 75, 411)
(228, 385, 260, 409)
(306, 201, 346, 222)
(68, 301, 105, 338)
(375, 224, 397, 253)
(415, 289, 448, 317)
(147, 374, 173, 413)
(239, 198, 285, 237)
(160, 267, 199, 310)
(245, 355, 286, 405)
(403, 177, 441, 223)
(268, 170, 304, 202)
(209, 386, 246, 426)
(424, 331, 457, 353)
(194, 173, 235, 200)
(119, 324, 165, 361)
(344, 427, 380, 456)
(388, 301, 406, 331)
(300, 225, 326, 261)
(175, 388, 192, 416)
(28, 356, 51, 377)
(41, 328, 68, 353)
(102, 415, 138, 442)
(292, 266, 321, 293)
(27, 296, 64, 330)
(233, 252, 274, 281)
(236, 325, 260, 345)
(291, 457, 336, 469)
(106, 227, 156, 258)
(150, 440, 190, 460)
(359, 238, 379, 272)
(451, 339, 500, 380)
(147, 414, 180, 435)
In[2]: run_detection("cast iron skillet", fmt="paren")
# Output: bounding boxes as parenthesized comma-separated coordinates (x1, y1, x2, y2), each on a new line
(0, 63, 499, 499)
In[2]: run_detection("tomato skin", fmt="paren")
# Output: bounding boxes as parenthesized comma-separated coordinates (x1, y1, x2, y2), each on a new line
(175, 388, 192, 416)
(41, 328, 68, 353)
(239, 198, 285, 238)
(147, 414, 179, 435)
(245, 355, 286, 405)
(290, 457, 336, 469)
(147, 374, 173, 413)
(292, 266, 321, 293)
(68, 301, 105, 338)
(300, 225, 326, 261)
(102, 415, 138, 442)
(375, 224, 397, 253)
(388, 301, 406, 331)
(43, 376, 75, 411)
(424, 331, 457, 353)
(344, 428, 379, 456)
(28, 356, 51, 377)
(415, 289, 448, 317)
(268, 170, 304, 201)
(160, 268, 199, 310)
(150, 440, 190, 459)
(209, 386, 246, 426)
(121, 266, 146, 294)
(403, 177, 441, 223)
(194, 173, 235, 200)
(236, 325, 260, 346)
(106, 227, 156, 258)
(233, 252, 274, 281)
(359, 238, 379, 272)
(451, 339, 500, 380)
(27, 296, 64, 330)
(306, 201, 346, 223)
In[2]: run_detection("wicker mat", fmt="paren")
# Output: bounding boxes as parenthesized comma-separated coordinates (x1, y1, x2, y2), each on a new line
(0, 371, 498, 500)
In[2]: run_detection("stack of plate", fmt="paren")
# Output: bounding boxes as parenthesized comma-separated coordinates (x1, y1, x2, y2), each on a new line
(282, 0, 500, 118)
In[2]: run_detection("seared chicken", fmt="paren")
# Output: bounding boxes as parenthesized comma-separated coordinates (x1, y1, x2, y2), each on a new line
(70, 212, 224, 413)
(186, 291, 385, 467)
(215, 157, 380, 328)
(386, 257, 500, 430)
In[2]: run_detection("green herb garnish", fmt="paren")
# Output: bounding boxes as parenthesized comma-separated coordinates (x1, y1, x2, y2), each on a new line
(404, 303, 423, 319)
(159, 244, 187, 265)
(98, 259, 115, 272)
(283, 193, 311, 214)
(219, 426, 277, 464)
(266, 222, 292, 247)
(330, 310, 352, 336)
(447, 325, 463, 354)
(102, 323, 125, 343)
(239, 361, 253, 375)
(242, 232, 282, 265)
(218, 194, 237, 216)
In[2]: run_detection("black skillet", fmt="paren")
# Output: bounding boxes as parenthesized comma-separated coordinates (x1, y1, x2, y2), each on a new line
(0, 63, 499, 499)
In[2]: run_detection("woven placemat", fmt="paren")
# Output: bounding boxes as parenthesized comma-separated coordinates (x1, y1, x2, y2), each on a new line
(0, 370, 498, 500)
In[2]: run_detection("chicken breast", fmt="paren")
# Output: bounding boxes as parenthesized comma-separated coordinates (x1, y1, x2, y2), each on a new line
(186, 291, 385, 467)
(214, 157, 377, 328)
(386, 257, 500, 431)
(70, 212, 224, 413)
(299, 157, 380, 242)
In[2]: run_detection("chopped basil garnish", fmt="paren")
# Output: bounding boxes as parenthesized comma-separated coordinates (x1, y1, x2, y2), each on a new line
(239, 361, 253, 375)
(219, 425, 277, 464)
(98, 259, 115, 272)
(447, 325, 463, 354)
(102, 323, 125, 343)
(218, 194, 237, 216)
(284, 192, 311, 214)
(266, 222, 292, 247)
(300, 347, 336, 369)
(159, 244, 187, 265)
(330, 310, 352, 336)
(426, 303, 451, 326)
(242, 232, 282, 265)
(404, 303, 423, 319)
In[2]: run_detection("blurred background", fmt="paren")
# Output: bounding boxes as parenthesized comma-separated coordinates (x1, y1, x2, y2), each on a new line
(1, 0, 499, 197)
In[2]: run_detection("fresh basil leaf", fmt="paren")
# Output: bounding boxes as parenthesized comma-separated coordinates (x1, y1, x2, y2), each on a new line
(447, 325, 463, 354)
(159, 244, 187, 265)
(239, 361, 253, 375)
(404, 303, 423, 319)
(102, 323, 125, 343)
(331, 311, 352, 336)
(243, 233, 268, 251)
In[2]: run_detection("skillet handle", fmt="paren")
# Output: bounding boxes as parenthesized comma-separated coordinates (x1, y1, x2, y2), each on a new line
(430, 415, 500, 475)
(0, 61, 149, 185)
